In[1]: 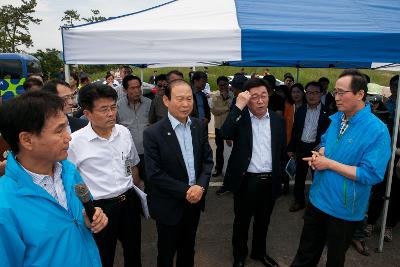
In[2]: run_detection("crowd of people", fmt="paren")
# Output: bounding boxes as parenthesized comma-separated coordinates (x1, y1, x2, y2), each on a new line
(0, 66, 399, 267)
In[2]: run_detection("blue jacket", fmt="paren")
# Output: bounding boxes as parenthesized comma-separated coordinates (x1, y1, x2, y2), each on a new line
(0, 154, 102, 267)
(309, 104, 391, 221)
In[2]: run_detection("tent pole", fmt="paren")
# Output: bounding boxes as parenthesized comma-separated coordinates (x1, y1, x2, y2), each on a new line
(377, 77, 400, 252)
(140, 68, 144, 81)
(296, 66, 299, 82)
(64, 64, 70, 84)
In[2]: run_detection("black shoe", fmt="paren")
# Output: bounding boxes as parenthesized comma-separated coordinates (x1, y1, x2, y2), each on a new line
(289, 202, 305, 212)
(250, 254, 279, 267)
(212, 171, 222, 177)
(216, 186, 229, 195)
(233, 259, 245, 267)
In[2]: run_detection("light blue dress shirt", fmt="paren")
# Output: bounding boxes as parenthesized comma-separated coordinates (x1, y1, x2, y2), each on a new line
(168, 112, 196, 185)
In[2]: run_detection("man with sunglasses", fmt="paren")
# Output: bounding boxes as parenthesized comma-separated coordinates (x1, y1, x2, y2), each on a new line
(149, 74, 169, 124)
(291, 70, 391, 267)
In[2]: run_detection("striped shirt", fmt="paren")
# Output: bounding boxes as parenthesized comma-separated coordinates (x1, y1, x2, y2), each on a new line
(22, 162, 68, 210)
(301, 103, 321, 143)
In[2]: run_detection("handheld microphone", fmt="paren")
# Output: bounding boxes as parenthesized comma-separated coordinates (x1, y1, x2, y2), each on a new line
(75, 183, 96, 222)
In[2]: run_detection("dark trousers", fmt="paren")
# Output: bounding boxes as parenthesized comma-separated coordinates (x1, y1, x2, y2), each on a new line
(156, 202, 201, 267)
(93, 189, 142, 267)
(215, 128, 224, 173)
(291, 203, 357, 267)
(232, 174, 275, 260)
(367, 170, 400, 228)
(294, 142, 316, 204)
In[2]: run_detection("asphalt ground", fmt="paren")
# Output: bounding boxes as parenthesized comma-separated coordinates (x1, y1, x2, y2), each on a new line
(113, 137, 400, 267)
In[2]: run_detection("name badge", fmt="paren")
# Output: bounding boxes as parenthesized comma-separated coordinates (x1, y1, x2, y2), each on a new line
(125, 159, 133, 176)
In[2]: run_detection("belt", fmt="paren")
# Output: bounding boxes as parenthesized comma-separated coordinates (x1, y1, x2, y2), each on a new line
(246, 172, 272, 180)
(94, 188, 134, 205)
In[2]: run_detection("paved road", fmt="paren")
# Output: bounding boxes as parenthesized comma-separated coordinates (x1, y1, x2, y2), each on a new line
(113, 138, 400, 267)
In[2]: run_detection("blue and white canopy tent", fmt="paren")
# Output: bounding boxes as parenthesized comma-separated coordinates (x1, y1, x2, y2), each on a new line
(62, 0, 400, 251)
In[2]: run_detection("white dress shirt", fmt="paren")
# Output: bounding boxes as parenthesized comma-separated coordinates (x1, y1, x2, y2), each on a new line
(301, 103, 321, 143)
(68, 123, 140, 200)
(247, 110, 273, 173)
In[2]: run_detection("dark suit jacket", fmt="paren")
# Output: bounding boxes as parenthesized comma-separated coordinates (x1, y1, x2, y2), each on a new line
(192, 90, 211, 123)
(221, 106, 286, 200)
(68, 116, 88, 133)
(143, 116, 213, 225)
(287, 104, 331, 153)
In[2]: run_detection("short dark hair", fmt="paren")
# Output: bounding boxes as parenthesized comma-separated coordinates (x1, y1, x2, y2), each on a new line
(338, 69, 368, 100)
(42, 79, 71, 95)
(70, 72, 79, 87)
(0, 91, 64, 154)
(79, 83, 117, 111)
(191, 71, 207, 82)
(23, 77, 43, 91)
(105, 73, 114, 80)
(166, 70, 184, 81)
(217, 76, 229, 84)
(262, 75, 276, 90)
(318, 77, 330, 84)
(122, 75, 142, 90)
(390, 75, 399, 86)
(305, 81, 323, 92)
(80, 75, 90, 84)
(284, 73, 294, 81)
(243, 78, 270, 92)
(155, 74, 168, 84)
(164, 79, 191, 100)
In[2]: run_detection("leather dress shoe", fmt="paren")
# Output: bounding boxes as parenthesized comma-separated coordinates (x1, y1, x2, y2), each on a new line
(250, 254, 279, 267)
(289, 202, 305, 212)
(232, 259, 245, 267)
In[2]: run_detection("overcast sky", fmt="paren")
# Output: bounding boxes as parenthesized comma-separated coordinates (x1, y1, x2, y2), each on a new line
(6, 0, 166, 52)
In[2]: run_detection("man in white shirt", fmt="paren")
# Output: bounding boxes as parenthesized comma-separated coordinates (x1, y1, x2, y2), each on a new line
(68, 83, 143, 267)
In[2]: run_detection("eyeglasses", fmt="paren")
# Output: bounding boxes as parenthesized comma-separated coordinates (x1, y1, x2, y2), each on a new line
(94, 105, 117, 114)
(61, 94, 76, 101)
(306, 91, 321, 96)
(332, 90, 353, 97)
(218, 83, 229, 87)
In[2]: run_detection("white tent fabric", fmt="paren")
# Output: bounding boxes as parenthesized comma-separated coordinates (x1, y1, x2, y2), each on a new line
(62, 0, 241, 65)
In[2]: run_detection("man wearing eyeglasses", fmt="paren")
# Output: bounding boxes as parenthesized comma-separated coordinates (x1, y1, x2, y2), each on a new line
(291, 70, 391, 267)
(68, 84, 143, 267)
(42, 79, 88, 133)
(287, 81, 330, 212)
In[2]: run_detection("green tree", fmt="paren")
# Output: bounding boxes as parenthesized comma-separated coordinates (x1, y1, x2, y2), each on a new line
(82, 9, 107, 23)
(32, 48, 64, 80)
(0, 0, 41, 53)
(61, 9, 81, 27)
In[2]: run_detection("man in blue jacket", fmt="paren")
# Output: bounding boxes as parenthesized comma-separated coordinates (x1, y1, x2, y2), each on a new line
(0, 91, 108, 267)
(291, 70, 391, 267)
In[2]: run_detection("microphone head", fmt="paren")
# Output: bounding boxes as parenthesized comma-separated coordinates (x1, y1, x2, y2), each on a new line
(75, 183, 91, 203)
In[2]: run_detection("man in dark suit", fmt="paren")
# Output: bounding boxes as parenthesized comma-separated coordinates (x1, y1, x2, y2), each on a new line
(287, 81, 331, 212)
(41, 79, 88, 133)
(319, 77, 335, 112)
(221, 78, 286, 267)
(143, 79, 213, 267)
